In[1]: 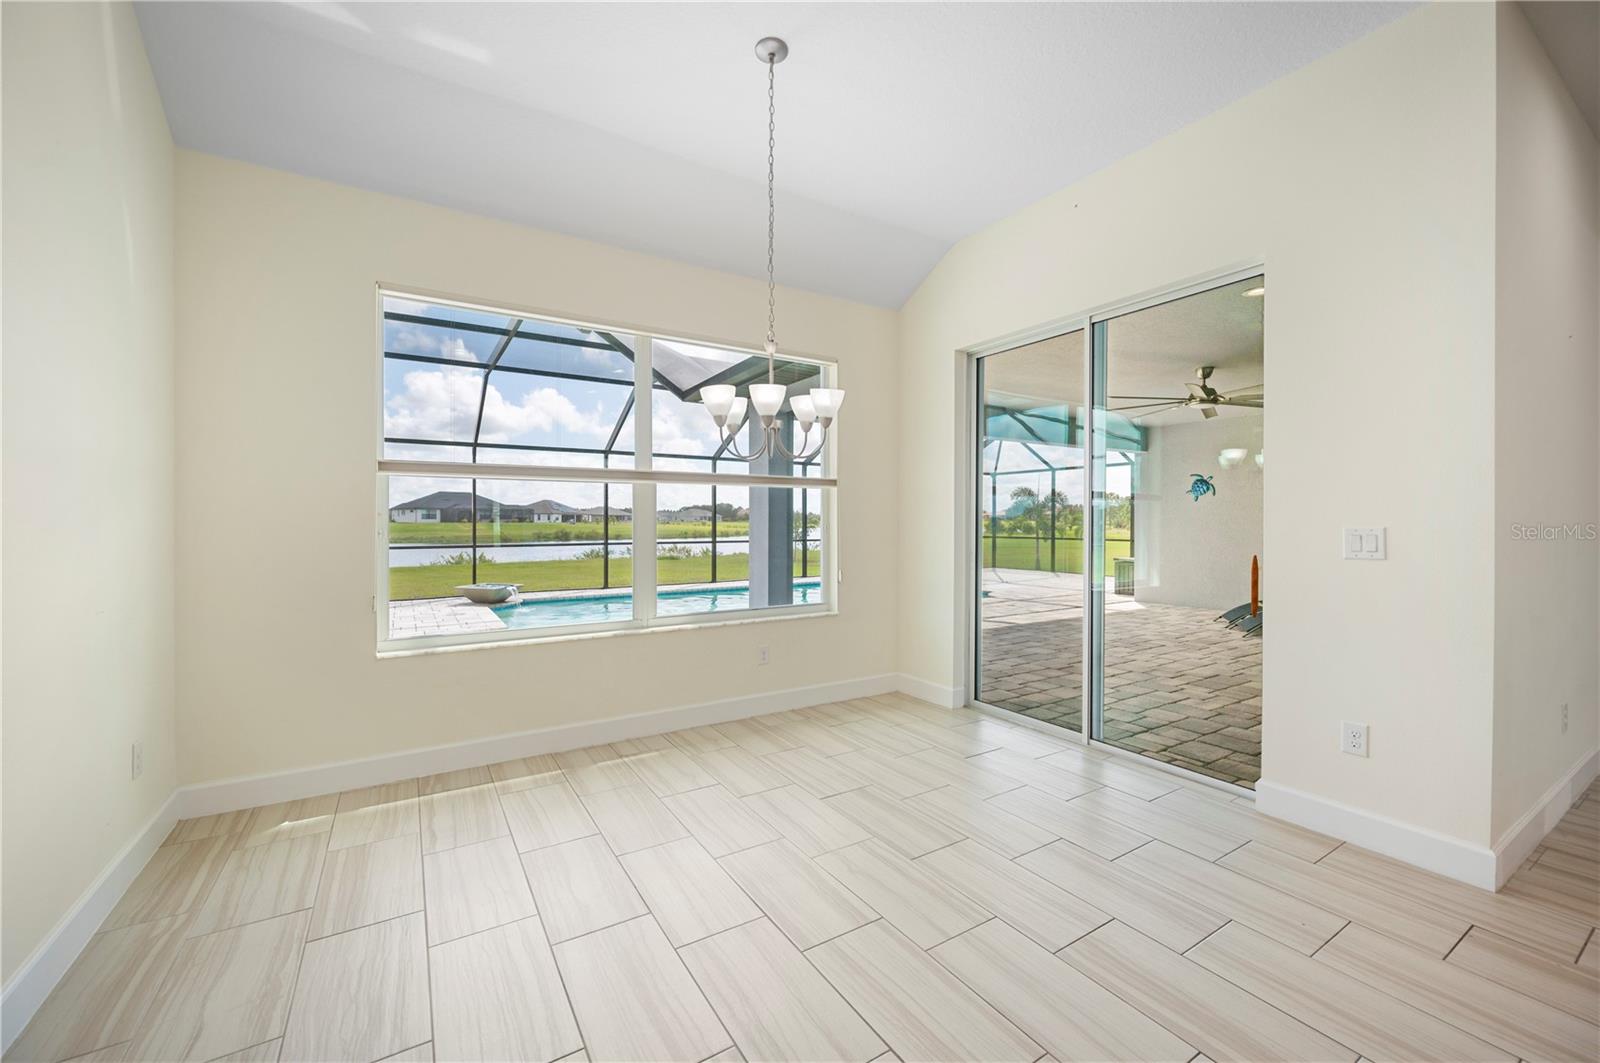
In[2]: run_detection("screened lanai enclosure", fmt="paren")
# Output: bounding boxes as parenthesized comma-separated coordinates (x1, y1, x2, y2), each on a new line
(380, 295, 827, 642)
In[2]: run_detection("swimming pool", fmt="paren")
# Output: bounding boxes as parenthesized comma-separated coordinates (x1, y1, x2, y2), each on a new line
(491, 580, 823, 630)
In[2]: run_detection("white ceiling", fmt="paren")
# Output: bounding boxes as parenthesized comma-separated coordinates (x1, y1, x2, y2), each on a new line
(135, 1, 1408, 307)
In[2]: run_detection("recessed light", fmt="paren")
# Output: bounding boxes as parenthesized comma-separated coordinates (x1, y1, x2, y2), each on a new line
(1243, 286, 1265, 298)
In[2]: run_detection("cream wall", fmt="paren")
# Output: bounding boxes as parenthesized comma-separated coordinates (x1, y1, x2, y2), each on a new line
(898, 4, 1502, 846)
(1490, 5, 1600, 843)
(1134, 416, 1265, 610)
(1, 2, 177, 986)
(173, 152, 900, 785)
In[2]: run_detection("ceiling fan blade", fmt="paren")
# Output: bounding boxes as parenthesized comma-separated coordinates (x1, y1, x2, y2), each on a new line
(1200, 406, 1218, 419)
(1110, 401, 1184, 412)
(1224, 396, 1264, 408)
(1109, 395, 1184, 401)
(1185, 382, 1212, 398)
(1228, 384, 1264, 395)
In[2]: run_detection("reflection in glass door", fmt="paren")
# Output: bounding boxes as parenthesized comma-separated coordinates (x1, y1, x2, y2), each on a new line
(974, 329, 1088, 731)
(1090, 276, 1265, 788)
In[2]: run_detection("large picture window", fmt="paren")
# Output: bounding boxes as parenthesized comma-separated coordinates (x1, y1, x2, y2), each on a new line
(377, 291, 836, 649)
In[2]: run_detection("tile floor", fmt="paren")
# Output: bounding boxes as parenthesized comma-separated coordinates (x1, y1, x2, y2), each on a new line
(8, 694, 1596, 1063)
(979, 569, 1262, 787)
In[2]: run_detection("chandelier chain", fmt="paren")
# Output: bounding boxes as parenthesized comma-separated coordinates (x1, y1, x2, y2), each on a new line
(766, 56, 776, 383)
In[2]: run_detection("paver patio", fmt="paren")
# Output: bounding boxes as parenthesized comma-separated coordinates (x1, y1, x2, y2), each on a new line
(979, 568, 1261, 787)
(387, 596, 506, 639)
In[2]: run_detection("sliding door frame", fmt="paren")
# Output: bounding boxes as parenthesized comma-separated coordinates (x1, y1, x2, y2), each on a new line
(965, 315, 1093, 745)
(963, 262, 1265, 792)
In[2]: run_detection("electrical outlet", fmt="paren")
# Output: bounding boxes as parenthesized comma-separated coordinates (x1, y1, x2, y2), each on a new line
(1562, 703, 1569, 733)
(757, 645, 769, 666)
(1340, 721, 1369, 757)
(131, 741, 144, 781)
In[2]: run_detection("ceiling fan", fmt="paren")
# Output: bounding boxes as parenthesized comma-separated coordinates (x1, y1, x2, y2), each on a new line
(1110, 365, 1263, 420)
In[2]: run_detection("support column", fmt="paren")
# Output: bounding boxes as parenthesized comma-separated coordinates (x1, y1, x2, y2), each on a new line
(749, 412, 795, 608)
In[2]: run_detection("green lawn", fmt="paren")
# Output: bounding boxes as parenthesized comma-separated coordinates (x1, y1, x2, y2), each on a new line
(981, 535, 1132, 575)
(390, 549, 823, 601)
(389, 520, 761, 545)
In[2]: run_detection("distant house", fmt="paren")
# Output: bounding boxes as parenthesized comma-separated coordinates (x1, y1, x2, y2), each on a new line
(524, 499, 579, 524)
(576, 506, 631, 523)
(390, 490, 481, 523)
(389, 491, 591, 524)
(658, 507, 714, 522)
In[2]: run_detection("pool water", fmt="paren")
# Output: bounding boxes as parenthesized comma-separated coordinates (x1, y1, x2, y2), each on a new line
(491, 580, 823, 630)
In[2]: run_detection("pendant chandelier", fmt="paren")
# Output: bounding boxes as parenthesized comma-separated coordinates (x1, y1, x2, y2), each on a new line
(700, 37, 844, 463)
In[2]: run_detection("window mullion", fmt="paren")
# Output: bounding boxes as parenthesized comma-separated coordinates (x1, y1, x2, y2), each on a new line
(634, 336, 657, 623)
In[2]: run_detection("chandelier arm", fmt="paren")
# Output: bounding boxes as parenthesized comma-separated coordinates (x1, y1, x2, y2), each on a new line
(716, 432, 754, 461)
(719, 426, 771, 462)
(773, 424, 827, 464)
(797, 426, 828, 464)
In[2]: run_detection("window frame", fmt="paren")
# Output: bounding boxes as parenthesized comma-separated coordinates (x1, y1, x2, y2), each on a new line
(374, 286, 839, 655)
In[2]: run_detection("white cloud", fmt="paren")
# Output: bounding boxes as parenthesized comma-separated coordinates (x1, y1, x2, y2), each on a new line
(652, 395, 722, 458)
(384, 368, 611, 445)
(480, 384, 609, 444)
(387, 323, 481, 362)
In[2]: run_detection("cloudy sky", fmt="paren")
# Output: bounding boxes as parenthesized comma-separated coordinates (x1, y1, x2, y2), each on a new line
(382, 297, 823, 521)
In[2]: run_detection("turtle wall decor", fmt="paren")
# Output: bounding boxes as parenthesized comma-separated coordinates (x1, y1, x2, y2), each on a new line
(1189, 473, 1217, 501)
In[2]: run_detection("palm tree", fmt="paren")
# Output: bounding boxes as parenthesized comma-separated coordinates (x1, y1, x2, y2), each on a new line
(1010, 486, 1043, 568)
(1009, 485, 1041, 523)
(1044, 490, 1070, 536)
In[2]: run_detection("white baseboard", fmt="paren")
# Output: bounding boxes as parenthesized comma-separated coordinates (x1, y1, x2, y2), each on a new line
(1256, 780, 1498, 890)
(1491, 748, 1599, 889)
(180, 672, 903, 818)
(892, 673, 963, 710)
(1, 791, 181, 1052)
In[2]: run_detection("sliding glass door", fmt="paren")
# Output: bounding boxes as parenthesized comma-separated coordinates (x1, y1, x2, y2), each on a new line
(1089, 277, 1264, 787)
(973, 329, 1087, 730)
(975, 273, 1265, 790)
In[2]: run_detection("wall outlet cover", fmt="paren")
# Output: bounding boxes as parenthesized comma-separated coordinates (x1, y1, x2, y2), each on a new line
(1340, 721, 1369, 757)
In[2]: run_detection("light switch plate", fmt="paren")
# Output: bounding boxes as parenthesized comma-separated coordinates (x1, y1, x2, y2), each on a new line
(1343, 527, 1387, 560)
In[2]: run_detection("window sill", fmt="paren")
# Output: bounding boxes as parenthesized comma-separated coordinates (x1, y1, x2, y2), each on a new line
(376, 603, 837, 660)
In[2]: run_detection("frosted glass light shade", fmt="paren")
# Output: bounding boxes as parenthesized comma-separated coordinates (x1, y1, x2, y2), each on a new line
(810, 388, 845, 420)
(1218, 447, 1247, 469)
(749, 383, 787, 418)
(788, 394, 817, 426)
(702, 384, 736, 420)
(726, 397, 749, 431)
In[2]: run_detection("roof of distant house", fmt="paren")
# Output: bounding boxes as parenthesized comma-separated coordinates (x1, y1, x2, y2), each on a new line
(391, 491, 582, 513)
(391, 490, 497, 510)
